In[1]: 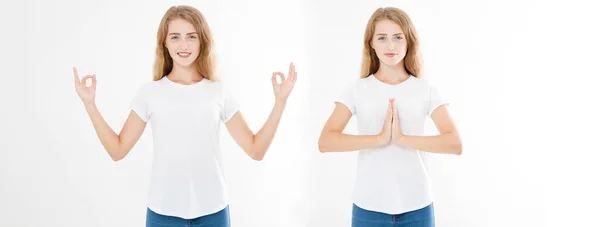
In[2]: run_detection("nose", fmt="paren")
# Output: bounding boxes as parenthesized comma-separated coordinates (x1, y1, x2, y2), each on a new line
(180, 41, 188, 50)
(388, 42, 395, 51)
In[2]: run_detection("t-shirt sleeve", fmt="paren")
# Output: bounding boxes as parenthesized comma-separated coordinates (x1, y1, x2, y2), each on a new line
(220, 84, 240, 123)
(335, 80, 358, 115)
(130, 84, 150, 122)
(427, 84, 449, 117)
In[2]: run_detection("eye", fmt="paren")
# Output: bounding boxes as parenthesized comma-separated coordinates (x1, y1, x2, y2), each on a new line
(395, 36, 403, 40)
(189, 35, 197, 40)
(377, 36, 386, 41)
(170, 36, 179, 40)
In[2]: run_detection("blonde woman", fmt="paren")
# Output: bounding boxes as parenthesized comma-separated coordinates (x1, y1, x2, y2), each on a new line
(73, 5, 297, 227)
(318, 7, 462, 227)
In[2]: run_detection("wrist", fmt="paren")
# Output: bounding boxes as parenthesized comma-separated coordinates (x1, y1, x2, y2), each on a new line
(394, 134, 406, 145)
(376, 133, 388, 146)
(84, 101, 97, 111)
(274, 99, 287, 108)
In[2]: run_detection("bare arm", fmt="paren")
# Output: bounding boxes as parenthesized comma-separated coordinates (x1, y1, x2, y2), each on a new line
(225, 102, 285, 161)
(74, 67, 146, 161)
(85, 106, 147, 161)
(393, 105, 462, 155)
(225, 63, 297, 161)
(318, 99, 394, 153)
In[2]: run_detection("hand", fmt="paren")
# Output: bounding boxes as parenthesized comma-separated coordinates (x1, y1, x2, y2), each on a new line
(271, 62, 297, 105)
(377, 98, 394, 146)
(391, 99, 404, 144)
(73, 66, 97, 106)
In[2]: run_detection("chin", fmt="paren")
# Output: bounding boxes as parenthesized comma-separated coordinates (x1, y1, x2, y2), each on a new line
(173, 60, 196, 68)
(381, 59, 402, 67)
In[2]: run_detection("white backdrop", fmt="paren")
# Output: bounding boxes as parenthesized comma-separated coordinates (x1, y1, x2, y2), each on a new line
(1, 0, 599, 226)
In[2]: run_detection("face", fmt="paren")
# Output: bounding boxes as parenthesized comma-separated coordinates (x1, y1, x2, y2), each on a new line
(165, 18, 200, 68)
(371, 19, 407, 67)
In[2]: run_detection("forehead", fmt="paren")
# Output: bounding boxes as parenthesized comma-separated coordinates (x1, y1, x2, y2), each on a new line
(167, 18, 197, 33)
(374, 19, 404, 34)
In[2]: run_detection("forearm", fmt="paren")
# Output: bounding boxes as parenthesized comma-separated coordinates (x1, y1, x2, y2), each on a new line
(396, 133, 462, 155)
(84, 103, 123, 160)
(250, 101, 287, 160)
(318, 132, 385, 153)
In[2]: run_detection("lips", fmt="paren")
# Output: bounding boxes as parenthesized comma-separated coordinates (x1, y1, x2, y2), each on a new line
(384, 53, 397, 58)
(177, 52, 191, 58)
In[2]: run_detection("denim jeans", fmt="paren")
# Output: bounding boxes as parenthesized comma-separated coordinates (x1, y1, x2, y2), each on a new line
(352, 203, 435, 227)
(146, 206, 230, 227)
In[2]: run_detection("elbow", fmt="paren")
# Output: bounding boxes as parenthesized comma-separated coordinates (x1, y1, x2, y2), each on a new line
(251, 154, 264, 161)
(109, 148, 126, 162)
(248, 149, 265, 161)
(317, 136, 330, 153)
(318, 142, 328, 153)
(453, 136, 463, 155)
(454, 144, 462, 155)
(110, 154, 124, 162)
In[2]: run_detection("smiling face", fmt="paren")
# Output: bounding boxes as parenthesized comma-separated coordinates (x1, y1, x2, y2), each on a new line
(164, 18, 201, 68)
(371, 19, 407, 67)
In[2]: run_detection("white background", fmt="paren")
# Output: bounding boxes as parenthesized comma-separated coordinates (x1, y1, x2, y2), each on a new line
(1, 0, 599, 226)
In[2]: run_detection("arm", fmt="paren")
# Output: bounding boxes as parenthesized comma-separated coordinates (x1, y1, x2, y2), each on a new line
(225, 102, 285, 161)
(393, 105, 462, 155)
(74, 67, 146, 161)
(86, 106, 147, 161)
(318, 99, 394, 153)
(225, 63, 297, 161)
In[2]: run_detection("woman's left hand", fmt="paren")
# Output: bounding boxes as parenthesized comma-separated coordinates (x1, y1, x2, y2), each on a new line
(271, 62, 297, 105)
(391, 99, 405, 144)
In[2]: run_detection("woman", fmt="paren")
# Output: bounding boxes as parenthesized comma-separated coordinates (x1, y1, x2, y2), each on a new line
(318, 7, 462, 227)
(73, 5, 297, 227)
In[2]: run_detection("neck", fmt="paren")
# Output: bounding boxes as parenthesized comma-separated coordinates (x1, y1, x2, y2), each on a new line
(167, 63, 204, 84)
(374, 60, 411, 84)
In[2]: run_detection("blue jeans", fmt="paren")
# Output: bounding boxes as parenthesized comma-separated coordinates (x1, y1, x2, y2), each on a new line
(146, 206, 230, 227)
(352, 203, 435, 227)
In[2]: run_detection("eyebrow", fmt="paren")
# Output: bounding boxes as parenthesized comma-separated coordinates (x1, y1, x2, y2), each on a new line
(168, 32, 199, 36)
(375, 33, 404, 36)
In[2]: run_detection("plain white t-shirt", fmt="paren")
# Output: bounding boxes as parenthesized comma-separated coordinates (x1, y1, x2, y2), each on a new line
(336, 75, 448, 215)
(130, 76, 239, 219)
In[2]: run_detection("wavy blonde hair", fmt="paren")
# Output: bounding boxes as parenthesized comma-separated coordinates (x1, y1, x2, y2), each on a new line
(153, 5, 215, 81)
(360, 7, 421, 78)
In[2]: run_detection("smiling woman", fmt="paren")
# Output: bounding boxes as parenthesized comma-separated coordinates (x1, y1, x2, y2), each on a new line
(72, 5, 297, 227)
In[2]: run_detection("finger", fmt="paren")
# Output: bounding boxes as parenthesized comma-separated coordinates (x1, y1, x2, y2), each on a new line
(73, 67, 80, 86)
(288, 62, 294, 81)
(391, 98, 395, 116)
(274, 71, 285, 84)
(386, 99, 393, 121)
(81, 75, 93, 87)
(291, 63, 297, 84)
(91, 74, 97, 89)
(271, 72, 279, 87)
(292, 71, 297, 84)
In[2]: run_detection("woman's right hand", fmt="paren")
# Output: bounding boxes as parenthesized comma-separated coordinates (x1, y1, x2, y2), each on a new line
(73, 67, 97, 106)
(377, 98, 394, 146)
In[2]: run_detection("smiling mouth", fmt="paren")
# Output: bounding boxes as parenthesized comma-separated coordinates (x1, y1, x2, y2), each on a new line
(177, 52, 191, 58)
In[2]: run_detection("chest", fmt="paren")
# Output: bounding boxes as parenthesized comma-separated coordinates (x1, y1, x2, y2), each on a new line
(148, 91, 221, 124)
(355, 86, 429, 121)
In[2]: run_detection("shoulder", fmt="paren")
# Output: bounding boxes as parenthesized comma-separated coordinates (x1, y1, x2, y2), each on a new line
(203, 79, 227, 93)
(344, 77, 371, 90)
(134, 80, 160, 94)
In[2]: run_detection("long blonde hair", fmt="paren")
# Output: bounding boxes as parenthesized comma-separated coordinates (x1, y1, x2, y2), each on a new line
(360, 7, 421, 78)
(153, 5, 215, 81)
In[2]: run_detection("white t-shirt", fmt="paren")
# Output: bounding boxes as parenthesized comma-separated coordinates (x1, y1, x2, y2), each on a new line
(336, 75, 448, 215)
(130, 76, 239, 219)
